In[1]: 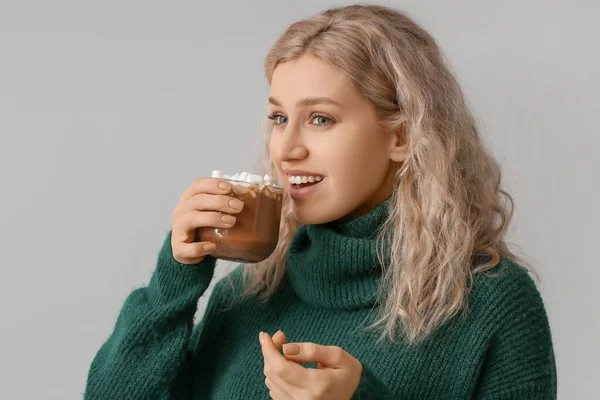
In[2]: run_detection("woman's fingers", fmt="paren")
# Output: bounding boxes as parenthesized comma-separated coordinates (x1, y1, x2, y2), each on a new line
(272, 330, 287, 350)
(260, 332, 309, 387)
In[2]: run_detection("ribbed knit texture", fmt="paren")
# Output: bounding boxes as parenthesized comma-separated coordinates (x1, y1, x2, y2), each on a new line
(85, 198, 557, 399)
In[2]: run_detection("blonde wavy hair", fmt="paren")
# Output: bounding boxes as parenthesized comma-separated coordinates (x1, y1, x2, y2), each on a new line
(224, 4, 539, 346)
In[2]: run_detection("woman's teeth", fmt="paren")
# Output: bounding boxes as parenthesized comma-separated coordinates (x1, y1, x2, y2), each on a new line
(288, 175, 324, 185)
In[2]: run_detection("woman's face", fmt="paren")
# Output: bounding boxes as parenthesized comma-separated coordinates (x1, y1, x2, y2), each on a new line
(269, 53, 406, 224)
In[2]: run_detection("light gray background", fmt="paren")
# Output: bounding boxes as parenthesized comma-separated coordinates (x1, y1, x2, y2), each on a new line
(0, 0, 598, 398)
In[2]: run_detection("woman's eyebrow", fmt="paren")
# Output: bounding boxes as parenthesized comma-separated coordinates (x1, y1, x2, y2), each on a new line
(268, 96, 342, 108)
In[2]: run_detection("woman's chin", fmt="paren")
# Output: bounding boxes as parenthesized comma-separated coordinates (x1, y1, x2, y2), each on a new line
(291, 204, 344, 225)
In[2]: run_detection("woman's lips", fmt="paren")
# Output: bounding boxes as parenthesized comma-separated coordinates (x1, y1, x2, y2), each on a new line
(289, 178, 325, 201)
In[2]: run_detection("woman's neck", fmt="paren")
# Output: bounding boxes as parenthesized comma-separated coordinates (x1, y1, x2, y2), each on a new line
(285, 196, 392, 310)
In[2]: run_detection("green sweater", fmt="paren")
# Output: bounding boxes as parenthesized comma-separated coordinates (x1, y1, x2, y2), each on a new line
(85, 198, 557, 399)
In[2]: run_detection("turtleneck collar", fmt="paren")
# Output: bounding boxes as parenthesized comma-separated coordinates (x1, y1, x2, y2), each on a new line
(286, 196, 392, 310)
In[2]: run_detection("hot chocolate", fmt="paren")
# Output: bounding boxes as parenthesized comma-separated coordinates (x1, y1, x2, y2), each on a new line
(195, 170, 284, 263)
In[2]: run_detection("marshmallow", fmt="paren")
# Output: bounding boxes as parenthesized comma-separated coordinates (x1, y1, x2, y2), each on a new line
(249, 174, 263, 185)
(212, 169, 280, 190)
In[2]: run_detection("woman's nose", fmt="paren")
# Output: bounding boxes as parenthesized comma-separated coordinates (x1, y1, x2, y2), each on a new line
(279, 124, 308, 160)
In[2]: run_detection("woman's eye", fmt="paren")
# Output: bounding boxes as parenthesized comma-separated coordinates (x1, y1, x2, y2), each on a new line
(268, 114, 287, 125)
(312, 115, 331, 126)
(268, 113, 333, 127)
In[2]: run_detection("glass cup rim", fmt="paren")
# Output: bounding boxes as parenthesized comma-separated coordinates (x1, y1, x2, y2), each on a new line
(223, 177, 283, 191)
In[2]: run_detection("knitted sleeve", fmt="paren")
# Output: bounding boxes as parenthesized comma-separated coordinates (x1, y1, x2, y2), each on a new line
(84, 230, 220, 399)
(352, 363, 396, 399)
(472, 265, 557, 399)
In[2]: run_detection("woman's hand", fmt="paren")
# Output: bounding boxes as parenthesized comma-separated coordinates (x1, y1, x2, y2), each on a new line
(259, 331, 363, 400)
(171, 177, 244, 264)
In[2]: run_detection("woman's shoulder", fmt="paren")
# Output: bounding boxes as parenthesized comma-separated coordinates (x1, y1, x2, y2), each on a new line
(469, 257, 549, 323)
(472, 257, 539, 293)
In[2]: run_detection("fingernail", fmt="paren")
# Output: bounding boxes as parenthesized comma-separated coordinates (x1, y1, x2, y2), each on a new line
(203, 243, 216, 252)
(221, 214, 236, 225)
(283, 344, 300, 356)
(229, 198, 244, 211)
(259, 332, 265, 345)
(218, 181, 231, 191)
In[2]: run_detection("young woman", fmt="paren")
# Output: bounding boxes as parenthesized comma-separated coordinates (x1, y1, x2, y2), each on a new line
(85, 4, 557, 399)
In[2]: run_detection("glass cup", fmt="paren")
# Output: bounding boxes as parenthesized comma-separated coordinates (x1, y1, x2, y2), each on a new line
(195, 178, 284, 263)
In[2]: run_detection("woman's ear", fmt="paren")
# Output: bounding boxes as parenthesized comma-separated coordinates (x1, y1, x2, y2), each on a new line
(389, 127, 409, 162)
